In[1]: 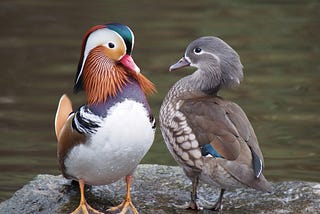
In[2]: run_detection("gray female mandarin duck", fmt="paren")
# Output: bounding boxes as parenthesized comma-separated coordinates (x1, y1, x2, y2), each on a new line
(55, 23, 156, 214)
(160, 36, 273, 211)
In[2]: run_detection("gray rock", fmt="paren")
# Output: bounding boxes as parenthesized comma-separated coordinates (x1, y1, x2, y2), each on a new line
(0, 164, 319, 214)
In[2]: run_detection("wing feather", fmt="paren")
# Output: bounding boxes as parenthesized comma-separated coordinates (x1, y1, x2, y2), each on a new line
(54, 94, 73, 140)
(180, 96, 264, 166)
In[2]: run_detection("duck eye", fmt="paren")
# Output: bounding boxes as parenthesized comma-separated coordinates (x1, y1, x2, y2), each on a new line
(194, 47, 202, 54)
(108, 42, 115, 48)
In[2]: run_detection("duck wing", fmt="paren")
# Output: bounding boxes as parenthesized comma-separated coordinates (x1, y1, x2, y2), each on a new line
(179, 96, 264, 178)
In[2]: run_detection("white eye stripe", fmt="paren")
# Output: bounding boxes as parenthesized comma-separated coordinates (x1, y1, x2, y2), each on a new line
(75, 28, 126, 85)
(85, 29, 116, 58)
(187, 50, 220, 68)
(199, 50, 220, 63)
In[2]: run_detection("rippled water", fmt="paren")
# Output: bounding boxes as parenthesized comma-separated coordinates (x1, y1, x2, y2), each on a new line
(0, 0, 319, 201)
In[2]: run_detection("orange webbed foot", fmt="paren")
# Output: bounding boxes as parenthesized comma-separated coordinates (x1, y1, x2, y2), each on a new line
(107, 175, 138, 214)
(71, 179, 104, 214)
(71, 202, 103, 214)
(107, 200, 138, 214)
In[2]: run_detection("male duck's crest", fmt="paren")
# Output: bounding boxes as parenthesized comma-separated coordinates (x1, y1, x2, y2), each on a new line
(106, 23, 134, 55)
(73, 23, 155, 104)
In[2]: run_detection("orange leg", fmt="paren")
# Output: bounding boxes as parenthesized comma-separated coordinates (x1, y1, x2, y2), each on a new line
(107, 175, 138, 214)
(71, 179, 102, 214)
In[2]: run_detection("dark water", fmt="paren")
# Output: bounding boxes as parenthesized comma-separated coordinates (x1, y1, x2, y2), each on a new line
(0, 0, 319, 201)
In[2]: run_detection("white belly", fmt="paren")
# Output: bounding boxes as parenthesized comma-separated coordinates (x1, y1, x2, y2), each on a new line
(64, 100, 155, 185)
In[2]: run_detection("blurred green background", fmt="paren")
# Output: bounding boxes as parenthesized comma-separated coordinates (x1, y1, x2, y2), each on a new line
(0, 0, 319, 201)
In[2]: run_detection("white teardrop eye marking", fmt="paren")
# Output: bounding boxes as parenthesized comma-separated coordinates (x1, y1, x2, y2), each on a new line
(193, 47, 202, 55)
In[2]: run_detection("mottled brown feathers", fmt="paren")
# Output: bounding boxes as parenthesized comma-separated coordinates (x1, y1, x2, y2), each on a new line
(82, 46, 156, 104)
(179, 96, 261, 162)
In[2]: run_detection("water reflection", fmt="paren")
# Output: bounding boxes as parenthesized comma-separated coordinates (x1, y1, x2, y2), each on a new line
(0, 0, 319, 201)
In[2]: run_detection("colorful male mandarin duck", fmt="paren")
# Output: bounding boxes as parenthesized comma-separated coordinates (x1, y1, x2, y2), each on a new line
(54, 23, 156, 214)
(159, 36, 273, 211)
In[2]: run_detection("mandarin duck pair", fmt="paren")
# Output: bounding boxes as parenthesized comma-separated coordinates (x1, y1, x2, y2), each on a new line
(54, 23, 272, 214)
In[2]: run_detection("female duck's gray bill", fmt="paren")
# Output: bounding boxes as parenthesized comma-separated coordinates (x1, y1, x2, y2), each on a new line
(169, 57, 191, 71)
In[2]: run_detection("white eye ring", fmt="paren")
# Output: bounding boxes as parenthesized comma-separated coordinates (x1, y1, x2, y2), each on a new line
(194, 47, 202, 55)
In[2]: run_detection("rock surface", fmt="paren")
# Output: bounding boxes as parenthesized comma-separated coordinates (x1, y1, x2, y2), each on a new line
(0, 164, 319, 214)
